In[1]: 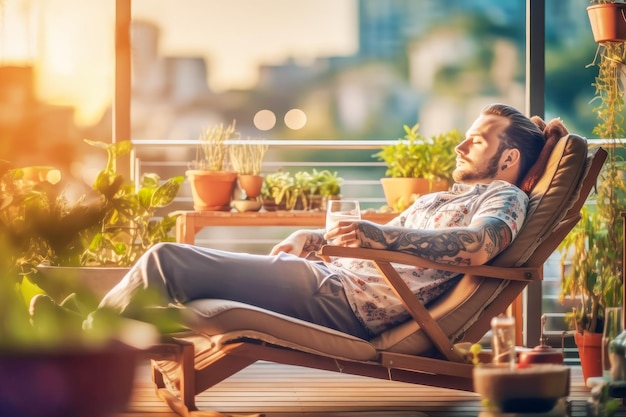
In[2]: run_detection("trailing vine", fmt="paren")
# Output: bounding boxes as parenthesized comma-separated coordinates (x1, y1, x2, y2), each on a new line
(561, 41, 626, 333)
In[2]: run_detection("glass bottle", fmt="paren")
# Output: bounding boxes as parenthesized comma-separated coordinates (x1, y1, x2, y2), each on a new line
(491, 315, 516, 370)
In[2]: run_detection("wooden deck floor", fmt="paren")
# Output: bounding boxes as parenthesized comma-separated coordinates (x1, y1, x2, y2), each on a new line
(113, 360, 626, 417)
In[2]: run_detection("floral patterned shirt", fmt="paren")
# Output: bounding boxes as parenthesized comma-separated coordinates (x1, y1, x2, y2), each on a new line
(327, 180, 528, 336)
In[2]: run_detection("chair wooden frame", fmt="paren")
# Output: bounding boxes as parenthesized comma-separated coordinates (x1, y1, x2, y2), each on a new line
(148, 142, 607, 415)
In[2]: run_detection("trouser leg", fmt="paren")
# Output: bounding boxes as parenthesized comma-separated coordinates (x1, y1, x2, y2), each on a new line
(99, 242, 370, 339)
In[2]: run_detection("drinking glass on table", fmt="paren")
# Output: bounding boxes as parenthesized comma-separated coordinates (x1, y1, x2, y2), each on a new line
(326, 200, 361, 245)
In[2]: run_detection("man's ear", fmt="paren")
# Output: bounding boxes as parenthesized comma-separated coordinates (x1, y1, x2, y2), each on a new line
(501, 148, 521, 168)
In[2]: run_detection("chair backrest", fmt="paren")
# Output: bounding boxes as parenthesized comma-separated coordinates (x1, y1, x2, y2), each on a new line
(492, 134, 597, 268)
(372, 134, 606, 355)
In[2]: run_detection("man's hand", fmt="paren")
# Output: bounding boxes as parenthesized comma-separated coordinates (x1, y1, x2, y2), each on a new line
(325, 220, 386, 249)
(270, 230, 325, 256)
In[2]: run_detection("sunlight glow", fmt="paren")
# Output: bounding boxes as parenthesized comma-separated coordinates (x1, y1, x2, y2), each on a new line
(1, 0, 115, 126)
(1, 0, 356, 127)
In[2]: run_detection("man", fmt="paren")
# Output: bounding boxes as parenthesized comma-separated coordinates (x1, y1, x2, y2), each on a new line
(48, 103, 552, 340)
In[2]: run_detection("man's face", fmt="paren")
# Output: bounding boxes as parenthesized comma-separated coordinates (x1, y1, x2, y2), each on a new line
(452, 114, 510, 184)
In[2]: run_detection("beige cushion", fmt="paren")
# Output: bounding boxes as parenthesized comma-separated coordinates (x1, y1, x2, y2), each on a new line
(181, 299, 378, 361)
(493, 134, 590, 267)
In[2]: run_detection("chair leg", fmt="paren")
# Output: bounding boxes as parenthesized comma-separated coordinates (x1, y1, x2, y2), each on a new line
(179, 341, 197, 411)
(147, 340, 198, 415)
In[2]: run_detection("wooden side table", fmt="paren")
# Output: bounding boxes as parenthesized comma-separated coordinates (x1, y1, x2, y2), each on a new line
(174, 210, 397, 245)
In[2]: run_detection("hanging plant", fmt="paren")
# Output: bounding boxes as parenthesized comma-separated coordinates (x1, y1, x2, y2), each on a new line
(559, 41, 626, 333)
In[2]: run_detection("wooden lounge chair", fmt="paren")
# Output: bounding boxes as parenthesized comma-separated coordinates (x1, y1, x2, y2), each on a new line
(149, 133, 606, 415)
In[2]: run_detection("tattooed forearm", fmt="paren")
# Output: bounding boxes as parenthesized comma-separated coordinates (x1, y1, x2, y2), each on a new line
(358, 217, 512, 266)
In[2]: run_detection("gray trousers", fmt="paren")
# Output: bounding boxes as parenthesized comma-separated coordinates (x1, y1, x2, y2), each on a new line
(99, 242, 371, 339)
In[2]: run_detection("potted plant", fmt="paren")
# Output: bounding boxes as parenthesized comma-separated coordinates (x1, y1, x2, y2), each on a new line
(558, 31, 626, 383)
(308, 169, 343, 211)
(187, 121, 238, 211)
(229, 140, 268, 202)
(0, 263, 142, 417)
(588, 0, 626, 43)
(0, 162, 167, 417)
(373, 124, 461, 212)
(260, 171, 295, 211)
(9, 139, 184, 304)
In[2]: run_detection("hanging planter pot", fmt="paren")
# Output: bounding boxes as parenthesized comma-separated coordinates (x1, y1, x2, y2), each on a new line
(587, 3, 626, 43)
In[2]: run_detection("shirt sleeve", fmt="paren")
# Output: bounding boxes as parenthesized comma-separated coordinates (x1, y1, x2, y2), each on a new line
(472, 182, 529, 239)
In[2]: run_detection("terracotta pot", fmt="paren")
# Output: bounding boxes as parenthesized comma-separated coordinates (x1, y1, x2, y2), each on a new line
(575, 331, 603, 384)
(587, 3, 626, 43)
(431, 178, 450, 192)
(380, 177, 430, 211)
(237, 174, 264, 199)
(186, 170, 237, 211)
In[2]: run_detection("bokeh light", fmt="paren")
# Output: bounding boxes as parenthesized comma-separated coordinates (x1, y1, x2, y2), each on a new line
(253, 109, 277, 131)
(284, 108, 307, 130)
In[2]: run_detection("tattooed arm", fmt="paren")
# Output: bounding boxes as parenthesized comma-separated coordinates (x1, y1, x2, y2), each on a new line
(325, 217, 512, 266)
(269, 229, 326, 257)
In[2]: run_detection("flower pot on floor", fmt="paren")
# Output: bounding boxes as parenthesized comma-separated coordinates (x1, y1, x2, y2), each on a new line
(575, 331, 603, 384)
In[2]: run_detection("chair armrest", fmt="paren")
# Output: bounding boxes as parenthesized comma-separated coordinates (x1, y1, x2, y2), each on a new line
(317, 245, 541, 282)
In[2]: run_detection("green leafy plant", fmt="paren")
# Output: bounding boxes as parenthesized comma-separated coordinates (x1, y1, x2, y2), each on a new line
(261, 171, 295, 209)
(4, 139, 184, 270)
(0, 138, 187, 352)
(559, 41, 626, 333)
(309, 169, 343, 198)
(260, 169, 344, 211)
(372, 124, 461, 185)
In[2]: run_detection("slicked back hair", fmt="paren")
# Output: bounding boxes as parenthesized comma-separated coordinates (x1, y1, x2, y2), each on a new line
(481, 103, 546, 186)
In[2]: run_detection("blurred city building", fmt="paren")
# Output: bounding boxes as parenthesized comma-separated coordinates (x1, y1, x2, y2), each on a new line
(0, 0, 597, 163)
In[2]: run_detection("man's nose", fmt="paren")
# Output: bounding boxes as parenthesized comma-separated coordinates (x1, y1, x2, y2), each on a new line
(455, 139, 469, 154)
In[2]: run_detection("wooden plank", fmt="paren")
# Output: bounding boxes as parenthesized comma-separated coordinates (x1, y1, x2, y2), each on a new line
(115, 360, 626, 417)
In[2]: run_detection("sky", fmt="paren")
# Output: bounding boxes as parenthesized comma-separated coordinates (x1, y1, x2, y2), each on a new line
(132, 0, 358, 91)
(0, 0, 357, 124)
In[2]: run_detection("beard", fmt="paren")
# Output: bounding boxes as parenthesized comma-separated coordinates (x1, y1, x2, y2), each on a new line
(452, 152, 501, 183)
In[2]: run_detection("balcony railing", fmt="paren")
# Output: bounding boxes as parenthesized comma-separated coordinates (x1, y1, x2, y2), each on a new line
(130, 139, 396, 214)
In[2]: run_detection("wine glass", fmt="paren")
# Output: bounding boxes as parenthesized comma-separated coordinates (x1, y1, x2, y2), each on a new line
(326, 200, 361, 245)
